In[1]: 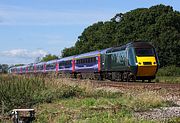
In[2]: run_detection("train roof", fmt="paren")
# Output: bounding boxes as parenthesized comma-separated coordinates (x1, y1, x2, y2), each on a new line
(46, 59, 58, 64)
(107, 41, 154, 53)
(75, 48, 111, 59)
(127, 41, 154, 48)
(57, 55, 75, 62)
(36, 62, 46, 65)
(75, 50, 99, 59)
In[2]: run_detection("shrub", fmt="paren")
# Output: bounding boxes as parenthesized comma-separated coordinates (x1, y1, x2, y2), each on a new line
(0, 75, 46, 111)
(157, 66, 180, 76)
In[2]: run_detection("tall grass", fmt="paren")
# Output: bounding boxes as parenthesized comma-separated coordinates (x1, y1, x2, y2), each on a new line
(0, 75, 173, 122)
(0, 75, 46, 112)
(0, 75, 86, 112)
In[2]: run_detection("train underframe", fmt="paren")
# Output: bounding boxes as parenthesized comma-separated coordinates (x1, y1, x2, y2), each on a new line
(17, 71, 155, 82)
(62, 71, 154, 82)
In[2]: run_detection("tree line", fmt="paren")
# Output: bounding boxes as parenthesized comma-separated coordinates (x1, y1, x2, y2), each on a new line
(61, 4, 180, 67)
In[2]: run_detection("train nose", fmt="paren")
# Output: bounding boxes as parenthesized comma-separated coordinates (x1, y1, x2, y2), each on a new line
(136, 56, 158, 77)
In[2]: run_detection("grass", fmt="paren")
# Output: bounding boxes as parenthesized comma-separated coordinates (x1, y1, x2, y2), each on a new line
(33, 88, 168, 123)
(0, 75, 46, 112)
(154, 76, 180, 83)
(154, 65, 180, 83)
(0, 75, 178, 123)
(167, 117, 180, 123)
(157, 66, 180, 77)
(34, 97, 157, 123)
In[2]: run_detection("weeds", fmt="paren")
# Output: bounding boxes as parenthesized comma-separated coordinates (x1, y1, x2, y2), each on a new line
(0, 75, 84, 112)
(124, 91, 166, 111)
(157, 65, 180, 77)
(0, 75, 176, 123)
(0, 75, 46, 112)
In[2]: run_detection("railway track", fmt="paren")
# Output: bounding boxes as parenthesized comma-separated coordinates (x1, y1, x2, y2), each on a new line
(92, 80, 180, 90)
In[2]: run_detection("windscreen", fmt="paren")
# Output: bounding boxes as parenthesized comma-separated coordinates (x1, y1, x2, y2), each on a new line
(135, 48, 155, 56)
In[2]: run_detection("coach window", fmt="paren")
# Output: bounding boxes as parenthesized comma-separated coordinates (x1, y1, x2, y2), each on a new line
(78, 60, 80, 64)
(39, 65, 41, 70)
(59, 62, 62, 67)
(23, 68, 25, 72)
(50, 63, 56, 69)
(93, 57, 95, 62)
(30, 66, 34, 71)
(83, 59, 85, 63)
(46, 64, 49, 70)
(36, 66, 39, 70)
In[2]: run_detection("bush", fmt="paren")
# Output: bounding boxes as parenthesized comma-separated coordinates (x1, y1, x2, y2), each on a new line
(0, 75, 46, 112)
(0, 75, 86, 112)
(57, 85, 84, 98)
(157, 66, 180, 76)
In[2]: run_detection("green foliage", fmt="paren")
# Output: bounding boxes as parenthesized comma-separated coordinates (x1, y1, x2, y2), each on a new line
(155, 76, 180, 83)
(84, 89, 122, 99)
(0, 75, 46, 112)
(167, 117, 180, 123)
(0, 64, 9, 73)
(123, 92, 167, 111)
(41, 54, 58, 62)
(157, 65, 180, 76)
(34, 91, 166, 123)
(14, 64, 24, 67)
(62, 4, 180, 67)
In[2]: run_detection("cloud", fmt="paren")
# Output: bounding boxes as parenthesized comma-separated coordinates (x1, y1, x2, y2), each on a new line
(0, 49, 48, 59)
(0, 4, 114, 26)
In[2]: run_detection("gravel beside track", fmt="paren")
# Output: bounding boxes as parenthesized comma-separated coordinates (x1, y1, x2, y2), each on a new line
(134, 107, 180, 121)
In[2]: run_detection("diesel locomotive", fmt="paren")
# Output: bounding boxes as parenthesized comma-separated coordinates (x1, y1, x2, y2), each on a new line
(8, 41, 160, 82)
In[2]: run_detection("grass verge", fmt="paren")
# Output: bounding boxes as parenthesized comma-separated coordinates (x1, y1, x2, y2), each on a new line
(0, 75, 177, 123)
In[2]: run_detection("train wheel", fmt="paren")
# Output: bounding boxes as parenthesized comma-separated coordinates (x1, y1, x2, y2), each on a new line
(129, 74, 136, 82)
(122, 73, 128, 82)
(121, 73, 124, 81)
(132, 75, 136, 82)
(126, 74, 129, 82)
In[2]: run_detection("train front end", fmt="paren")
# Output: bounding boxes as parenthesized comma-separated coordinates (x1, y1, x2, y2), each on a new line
(128, 42, 159, 81)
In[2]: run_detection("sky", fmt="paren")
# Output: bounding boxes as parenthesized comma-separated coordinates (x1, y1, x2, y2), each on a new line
(0, 0, 180, 65)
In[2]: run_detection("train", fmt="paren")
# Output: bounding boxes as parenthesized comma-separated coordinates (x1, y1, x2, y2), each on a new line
(8, 41, 160, 82)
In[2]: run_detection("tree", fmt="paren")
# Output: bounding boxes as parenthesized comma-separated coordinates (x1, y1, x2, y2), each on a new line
(0, 64, 9, 73)
(35, 57, 42, 63)
(62, 4, 180, 67)
(41, 54, 58, 62)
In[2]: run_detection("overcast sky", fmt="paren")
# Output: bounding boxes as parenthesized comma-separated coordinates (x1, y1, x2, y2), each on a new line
(0, 0, 179, 65)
